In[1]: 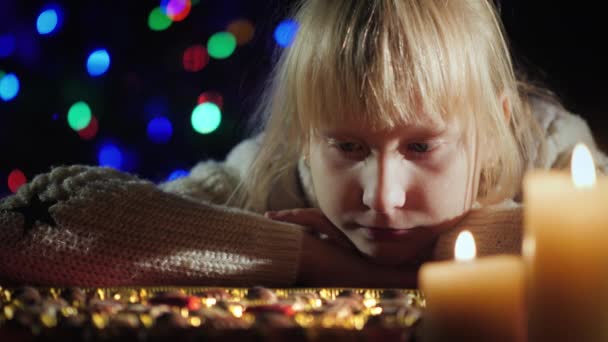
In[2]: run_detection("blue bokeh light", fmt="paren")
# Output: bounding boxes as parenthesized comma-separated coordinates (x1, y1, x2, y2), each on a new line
(0, 34, 16, 58)
(98, 143, 123, 169)
(147, 117, 173, 144)
(36, 6, 63, 35)
(167, 169, 189, 181)
(86, 48, 111, 77)
(274, 19, 299, 47)
(0, 73, 20, 101)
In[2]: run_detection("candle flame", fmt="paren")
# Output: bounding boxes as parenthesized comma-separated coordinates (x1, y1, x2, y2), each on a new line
(455, 230, 476, 261)
(571, 143, 596, 188)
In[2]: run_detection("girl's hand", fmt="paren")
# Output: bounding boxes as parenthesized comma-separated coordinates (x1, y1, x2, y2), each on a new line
(265, 208, 418, 288)
(265, 208, 355, 250)
(296, 232, 418, 287)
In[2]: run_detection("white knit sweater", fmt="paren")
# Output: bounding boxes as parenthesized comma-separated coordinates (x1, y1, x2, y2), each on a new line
(0, 99, 606, 286)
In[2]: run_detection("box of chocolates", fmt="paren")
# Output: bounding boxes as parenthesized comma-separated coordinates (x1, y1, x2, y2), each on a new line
(0, 285, 424, 341)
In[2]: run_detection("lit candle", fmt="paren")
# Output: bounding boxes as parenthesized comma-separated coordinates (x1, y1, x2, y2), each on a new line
(419, 231, 526, 342)
(524, 143, 608, 341)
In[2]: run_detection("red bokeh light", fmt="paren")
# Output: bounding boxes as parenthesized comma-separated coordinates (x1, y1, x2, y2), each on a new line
(166, 0, 191, 22)
(182, 45, 209, 72)
(8, 169, 26, 193)
(197, 91, 223, 109)
(78, 115, 99, 140)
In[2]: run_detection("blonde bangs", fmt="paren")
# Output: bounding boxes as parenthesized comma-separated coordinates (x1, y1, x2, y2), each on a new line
(288, 0, 490, 136)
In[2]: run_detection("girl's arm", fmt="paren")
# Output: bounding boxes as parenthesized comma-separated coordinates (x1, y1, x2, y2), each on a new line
(0, 165, 302, 287)
(432, 201, 523, 260)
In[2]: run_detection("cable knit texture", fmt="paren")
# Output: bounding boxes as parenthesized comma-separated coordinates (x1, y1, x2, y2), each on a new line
(0, 166, 303, 287)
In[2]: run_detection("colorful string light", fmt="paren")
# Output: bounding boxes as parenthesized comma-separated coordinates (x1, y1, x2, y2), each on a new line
(191, 102, 221, 134)
(8, 169, 26, 193)
(274, 19, 299, 47)
(86, 49, 111, 77)
(147, 117, 173, 144)
(0, 73, 19, 101)
(207, 32, 237, 60)
(67, 101, 92, 131)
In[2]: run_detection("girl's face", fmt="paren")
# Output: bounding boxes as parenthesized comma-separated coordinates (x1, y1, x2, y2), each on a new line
(308, 114, 477, 265)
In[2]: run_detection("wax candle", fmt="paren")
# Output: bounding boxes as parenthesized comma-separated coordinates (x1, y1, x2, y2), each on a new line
(523, 143, 608, 342)
(419, 231, 526, 342)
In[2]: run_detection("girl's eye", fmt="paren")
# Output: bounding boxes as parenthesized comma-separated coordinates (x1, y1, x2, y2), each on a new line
(408, 143, 430, 153)
(338, 142, 364, 153)
(329, 140, 369, 159)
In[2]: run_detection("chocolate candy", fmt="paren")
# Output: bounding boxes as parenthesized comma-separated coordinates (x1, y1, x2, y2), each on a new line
(148, 291, 200, 310)
(380, 289, 408, 300)
(12, 286, 41, 305)
(245, 286, 277, 303)
(60, 287, 86, 304)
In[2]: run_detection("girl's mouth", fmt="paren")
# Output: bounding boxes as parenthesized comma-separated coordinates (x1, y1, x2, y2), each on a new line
(361, 226, 415, 241)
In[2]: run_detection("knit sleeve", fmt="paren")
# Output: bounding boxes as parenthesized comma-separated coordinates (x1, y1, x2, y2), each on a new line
(432, 200, 523, 261)
(158, 135, 262, 205)
(158, 160, 240, 204)
(0, 165, 303, 287)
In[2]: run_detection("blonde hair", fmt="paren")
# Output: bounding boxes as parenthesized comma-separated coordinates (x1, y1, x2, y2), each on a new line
(232, 0, 545, 211)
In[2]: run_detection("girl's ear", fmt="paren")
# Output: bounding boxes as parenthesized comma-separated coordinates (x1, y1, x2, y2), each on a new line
(500, 92, 512, 124)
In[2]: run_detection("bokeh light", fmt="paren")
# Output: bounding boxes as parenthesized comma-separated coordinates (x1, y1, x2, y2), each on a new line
(147, 117, 173, 144)
(98, 143, 123, 169)
(8, 169, 26, 193)
(274, 19, 299, 47)
(86, 49, 111, 77)
(0, 34, 16, 58)
(207, 32, 237, 60)
(0, 73, 20, 101)
(67, 101, 92, 131)
(148, 7, 172, 31)
(0, 70, 5, 79)
(182, 45, 209, 72)
(36, 6, 63, 35)
(77, 115, 99, 140)
(227, 19, 255, 46)
(167, 169, 189, 181)
(161, 0, 192, 22)
(197, 91, 223, 109)
(191, 102, 221, 134)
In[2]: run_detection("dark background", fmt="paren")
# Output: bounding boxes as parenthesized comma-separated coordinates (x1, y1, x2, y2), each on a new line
(1, 0, 606, 197)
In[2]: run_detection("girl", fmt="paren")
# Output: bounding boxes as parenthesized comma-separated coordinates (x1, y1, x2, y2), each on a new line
(1, 0, 606, 287)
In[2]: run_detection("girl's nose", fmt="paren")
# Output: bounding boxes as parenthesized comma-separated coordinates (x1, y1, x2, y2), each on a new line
(362, 157, 406, 213)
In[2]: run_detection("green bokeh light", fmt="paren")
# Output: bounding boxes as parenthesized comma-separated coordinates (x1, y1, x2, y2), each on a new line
(207, 32, 237, 59)
(0, 70, 5, 80)
(148, 7, 172, 31)
(191, 102, 222, 134)
(67, 101, 92, 131)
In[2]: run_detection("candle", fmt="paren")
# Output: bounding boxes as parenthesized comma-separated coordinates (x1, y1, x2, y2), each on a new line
(523, 143, 608, 342)
(419, 231, 526, 341)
